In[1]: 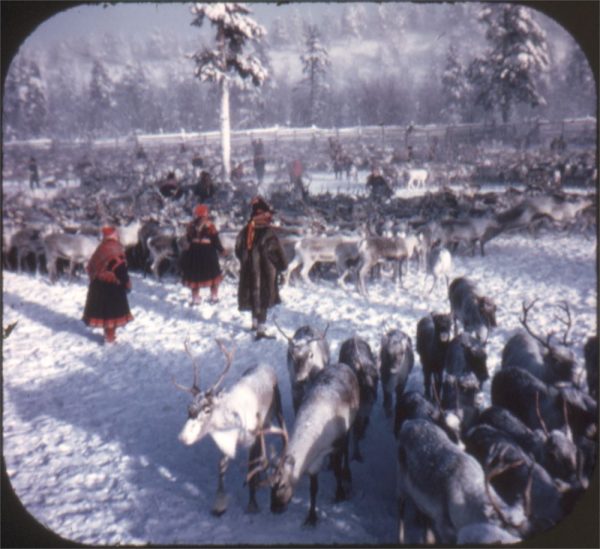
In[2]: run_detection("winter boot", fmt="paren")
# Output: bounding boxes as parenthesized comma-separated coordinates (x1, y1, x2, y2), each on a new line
(255, 323, 275, 341)
(104, 326, 116, 344)
(191, 288, 201, 305)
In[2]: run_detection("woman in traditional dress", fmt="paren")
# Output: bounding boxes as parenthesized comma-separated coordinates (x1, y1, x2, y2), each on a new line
(83, 226, 133, 344)
(181, 204, 225, 305)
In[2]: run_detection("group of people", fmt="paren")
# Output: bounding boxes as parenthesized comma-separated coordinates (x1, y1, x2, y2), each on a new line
(82, 196, 288, 343)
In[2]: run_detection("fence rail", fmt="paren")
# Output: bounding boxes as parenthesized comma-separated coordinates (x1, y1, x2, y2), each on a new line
(3, 118, 596, 153)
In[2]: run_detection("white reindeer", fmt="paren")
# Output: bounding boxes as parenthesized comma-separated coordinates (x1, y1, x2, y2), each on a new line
(175, 339, 286, 515)
(405, 168, 428, 190)
(43, 232, 99, 282)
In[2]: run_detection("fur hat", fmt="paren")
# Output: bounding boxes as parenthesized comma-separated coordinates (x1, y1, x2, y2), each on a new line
(250, 196, 273, 216)
(194, 204, 209, 218)
(102, 226, 118, 239)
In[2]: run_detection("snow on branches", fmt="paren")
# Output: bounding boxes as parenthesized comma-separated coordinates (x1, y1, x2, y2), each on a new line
(190, 3, 268, 87)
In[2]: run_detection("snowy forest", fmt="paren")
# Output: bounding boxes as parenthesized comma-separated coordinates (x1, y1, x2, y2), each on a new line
(2, 2, 597, 141)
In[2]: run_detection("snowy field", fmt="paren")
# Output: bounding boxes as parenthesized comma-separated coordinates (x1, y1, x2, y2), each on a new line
(2, 217, 597, 545)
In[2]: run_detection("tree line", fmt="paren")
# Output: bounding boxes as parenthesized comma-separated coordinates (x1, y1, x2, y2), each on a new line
(3, 3, 595, 143)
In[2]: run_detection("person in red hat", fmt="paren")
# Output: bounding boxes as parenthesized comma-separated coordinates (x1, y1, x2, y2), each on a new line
(83, 226, 133, 344)
(180, 204, 226, 305)
(235, 196, 288, 340)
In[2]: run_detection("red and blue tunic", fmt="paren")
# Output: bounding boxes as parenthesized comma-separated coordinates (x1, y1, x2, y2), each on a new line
(180, 219, 224, 289)
(83, 239, 133, 328)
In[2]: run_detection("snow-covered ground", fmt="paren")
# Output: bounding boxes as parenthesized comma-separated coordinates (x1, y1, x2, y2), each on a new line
(2, 217, 597, 544)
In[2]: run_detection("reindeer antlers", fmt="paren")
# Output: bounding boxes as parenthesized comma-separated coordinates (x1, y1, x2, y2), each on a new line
(553, 301, 572, 346)
(245, 425, 289, 487)
(172, 339, 202, 396)
(212, 338, 236, 393)
(172, 338, 236, 396)
(273, 317, 293, 343)
(520, 299, 574, 349)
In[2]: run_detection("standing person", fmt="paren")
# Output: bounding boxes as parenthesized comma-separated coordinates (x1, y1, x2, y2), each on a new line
(289, 159, 308, 201)
(252, 138, 266, 185)
(29, 156, 40, 190)
(83, 226, 133, 344)
(181, 204, 225, 305)
(366, 166, 393, 201)
(235, 196, 288, 340)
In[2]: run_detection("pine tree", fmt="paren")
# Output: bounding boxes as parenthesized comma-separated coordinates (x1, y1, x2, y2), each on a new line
(470, 3, 550, 123)
(4, 56, 48, 138)
(441, 45, 469, 123)
(298, 24, 330, 126)
(564, 45, 596, 117)
(190, 2, 267, 182)
(88, 59, 114, 137)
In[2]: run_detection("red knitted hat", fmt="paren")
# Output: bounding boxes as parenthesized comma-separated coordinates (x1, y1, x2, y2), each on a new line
(102, 226, 118, 238)
(194, 204, 209, 218)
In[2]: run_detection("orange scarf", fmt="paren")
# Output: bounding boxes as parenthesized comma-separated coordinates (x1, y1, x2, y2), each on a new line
(246, 211, 273, 250)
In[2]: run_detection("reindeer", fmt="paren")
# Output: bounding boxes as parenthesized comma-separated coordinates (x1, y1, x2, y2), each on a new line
(403, 168, 429, 190)
(282, 235, 361, 287)
(448, 277, 497, 343)
(175, 339, 286, 515)
(438, 214, 501, 256)
(268, 362, 360, 525)
(43, 231, 99, 282)
(396, 419, 526, 544)
(380, 329, 414, 418)
(274, 322, 330, 414)
(425, 244, 452, 294)
(356, 233, 424, 296)
(7, 226, 49, 274)
(502, 299, 578, 386)
(338, 336, 379, 462)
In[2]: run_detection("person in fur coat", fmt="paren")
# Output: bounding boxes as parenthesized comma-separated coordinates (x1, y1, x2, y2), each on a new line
(180, 204, 225, 305)
(83, 226, 133, 344)
(235, 196, 288, 340)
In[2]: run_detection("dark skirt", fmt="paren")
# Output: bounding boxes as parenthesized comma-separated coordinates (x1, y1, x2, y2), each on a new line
(181, 242, 223, 289)
(83, 279, 133, 328)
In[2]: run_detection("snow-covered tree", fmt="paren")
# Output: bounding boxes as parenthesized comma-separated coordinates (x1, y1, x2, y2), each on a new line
(113, 63, 155, 134)
(341, 4, 365, 39)
(190, 3, 267, 182)
(470, 3, 550, 123)
(564, 45, 596, 116)
(269, 16, 288, 47)
(298, 24, 330, 126)
(3, 55, 48, 138)
(88, 59, 114, 136)
(440, 45, 470, 123)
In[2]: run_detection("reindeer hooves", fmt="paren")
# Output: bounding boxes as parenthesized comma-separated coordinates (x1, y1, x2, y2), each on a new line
(335, 487, 348, 502)
(303, 511, 318, 527)
(211, 493, 229, 517)
(245, 500, 260, 514)
(352, 451, 364, 463)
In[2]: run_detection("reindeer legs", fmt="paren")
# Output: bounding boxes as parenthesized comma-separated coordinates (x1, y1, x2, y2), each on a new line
(304, 474, 319, 526)
(212, 455, 230, 516)
(246, 438, 262, 514)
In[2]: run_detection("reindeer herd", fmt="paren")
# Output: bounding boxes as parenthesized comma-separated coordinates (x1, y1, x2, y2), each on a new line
(2, 138, 597, 544)
(169, 266, 596, 544)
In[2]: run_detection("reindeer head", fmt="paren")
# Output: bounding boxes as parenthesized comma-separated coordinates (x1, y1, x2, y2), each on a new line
(270, 454, 295, 513)
(520, 300, 577, 384)
(174, 339, 234, 446)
